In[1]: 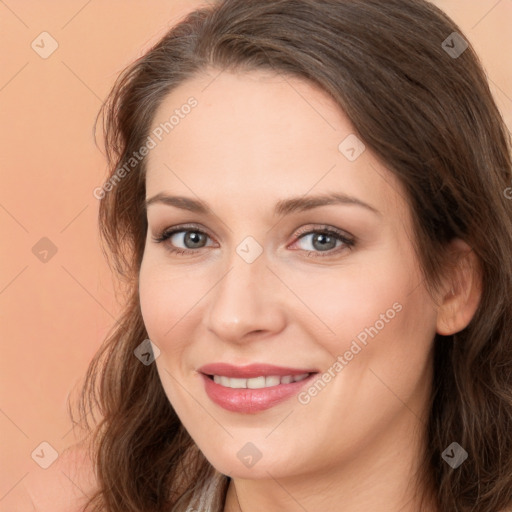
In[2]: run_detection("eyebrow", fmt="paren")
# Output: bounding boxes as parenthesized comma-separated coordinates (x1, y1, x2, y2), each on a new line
(144, 192, 380, 217)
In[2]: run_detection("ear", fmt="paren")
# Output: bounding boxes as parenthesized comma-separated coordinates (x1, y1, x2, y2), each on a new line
(436, 239, 482, 336)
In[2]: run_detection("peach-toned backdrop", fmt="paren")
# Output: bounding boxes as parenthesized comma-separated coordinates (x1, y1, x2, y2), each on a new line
(1, 0, 511, 509)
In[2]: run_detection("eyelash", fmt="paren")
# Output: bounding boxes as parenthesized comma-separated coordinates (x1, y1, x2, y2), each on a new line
(152, 223, 355, 258)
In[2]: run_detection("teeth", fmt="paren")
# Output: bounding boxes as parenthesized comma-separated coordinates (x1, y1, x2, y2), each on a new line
(248, 376, 266, 389)
(212, 373, 310, 389)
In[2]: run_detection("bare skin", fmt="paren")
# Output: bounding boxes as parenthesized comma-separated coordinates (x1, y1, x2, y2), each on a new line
(137, 69, 481, 512)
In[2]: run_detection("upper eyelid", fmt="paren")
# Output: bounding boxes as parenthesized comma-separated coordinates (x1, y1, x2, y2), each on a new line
(160, 224, 214, 240)
(156, 223, 350, 236)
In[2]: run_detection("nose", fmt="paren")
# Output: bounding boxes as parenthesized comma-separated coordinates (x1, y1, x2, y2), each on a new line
(204, 250, 287, 345)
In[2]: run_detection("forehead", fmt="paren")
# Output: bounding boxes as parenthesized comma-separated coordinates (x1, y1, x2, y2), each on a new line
(144, 69, 406, 220)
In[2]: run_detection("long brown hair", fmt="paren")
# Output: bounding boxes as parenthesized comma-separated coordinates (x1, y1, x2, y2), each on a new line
(74, 1, 512, 510)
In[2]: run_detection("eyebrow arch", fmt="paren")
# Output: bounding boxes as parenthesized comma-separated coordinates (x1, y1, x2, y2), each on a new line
(274, 192, 380, 217)
(144, 192, 380, 216)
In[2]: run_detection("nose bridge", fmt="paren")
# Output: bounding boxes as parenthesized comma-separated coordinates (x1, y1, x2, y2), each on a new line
(204, 244, 285, 342)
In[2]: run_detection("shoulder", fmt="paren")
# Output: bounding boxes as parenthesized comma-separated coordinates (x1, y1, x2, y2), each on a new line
(16, 441, 98, 512)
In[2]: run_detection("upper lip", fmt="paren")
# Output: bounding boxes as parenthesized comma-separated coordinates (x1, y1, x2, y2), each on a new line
(198, 363, 319, 379)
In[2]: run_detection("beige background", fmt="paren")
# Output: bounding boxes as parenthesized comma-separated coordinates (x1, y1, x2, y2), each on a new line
(1, 0, 511, 508)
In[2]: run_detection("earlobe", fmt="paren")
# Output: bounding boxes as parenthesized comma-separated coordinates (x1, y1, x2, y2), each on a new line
(436, 239, 482, 336)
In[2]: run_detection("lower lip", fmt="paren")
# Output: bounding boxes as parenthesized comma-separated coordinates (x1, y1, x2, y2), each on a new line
(201, 373, 317, 413)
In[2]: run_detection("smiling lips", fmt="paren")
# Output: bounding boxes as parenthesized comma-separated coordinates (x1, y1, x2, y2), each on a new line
(198, 363, 319, 413)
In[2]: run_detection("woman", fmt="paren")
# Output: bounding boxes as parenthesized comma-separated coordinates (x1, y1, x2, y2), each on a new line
(74, 0, 512, 510)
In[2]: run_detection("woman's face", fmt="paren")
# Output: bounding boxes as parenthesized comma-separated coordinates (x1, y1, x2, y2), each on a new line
(139, 69, 439, 479)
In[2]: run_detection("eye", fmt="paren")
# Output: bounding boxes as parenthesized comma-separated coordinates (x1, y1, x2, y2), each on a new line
(152, 224, 215, 256)
(152, 223, 355, 258)
(290, 225, 355, 258)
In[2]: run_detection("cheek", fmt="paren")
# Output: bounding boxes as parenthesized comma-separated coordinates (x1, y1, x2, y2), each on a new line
(138, 262, 198, 411)
(323, 263, 436, 402)
(293, 251, 437, 384)
(287, 256, 424, 341)
(138, 254, 220, 374)
(138, 259, 192, 357)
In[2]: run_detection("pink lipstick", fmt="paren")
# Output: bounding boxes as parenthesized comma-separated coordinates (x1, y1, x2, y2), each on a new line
(198, 363, 319, 413)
